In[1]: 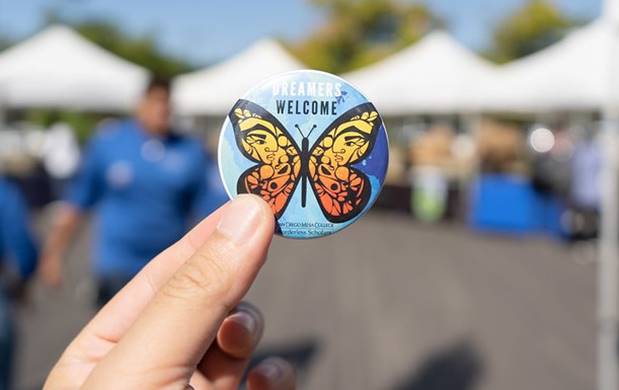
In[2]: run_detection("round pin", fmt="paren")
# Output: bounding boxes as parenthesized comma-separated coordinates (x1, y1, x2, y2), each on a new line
(217, 70, 389, 239)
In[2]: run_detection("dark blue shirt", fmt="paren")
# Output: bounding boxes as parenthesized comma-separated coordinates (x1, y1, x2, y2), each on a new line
(0, 178, 38, 279)
(197, 161, 229, 217)
(67, 119, 222, 277)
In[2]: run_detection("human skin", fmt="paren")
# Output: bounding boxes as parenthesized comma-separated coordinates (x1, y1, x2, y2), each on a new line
(44, 195, 295, 389)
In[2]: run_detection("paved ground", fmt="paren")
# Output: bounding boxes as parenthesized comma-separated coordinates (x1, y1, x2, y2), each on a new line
(14, 211, 599, 389)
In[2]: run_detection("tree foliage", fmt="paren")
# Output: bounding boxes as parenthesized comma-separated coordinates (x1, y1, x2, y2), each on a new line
(43, 12, 192, 78)
(487, 0, 580, 63)
(72, 21, 192, 78)
(0, 34, 12, 52)
(291, 0, 441, 73)
(25, 110, 104, 143)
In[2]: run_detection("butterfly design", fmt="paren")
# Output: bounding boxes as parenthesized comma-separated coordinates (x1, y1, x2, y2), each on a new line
(336, 90, 348, 104)
(229, 99, 382, 223)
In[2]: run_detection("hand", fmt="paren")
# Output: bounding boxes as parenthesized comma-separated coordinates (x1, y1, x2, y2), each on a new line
(38, 252, 63, 288)
(45, 195, 295, 389)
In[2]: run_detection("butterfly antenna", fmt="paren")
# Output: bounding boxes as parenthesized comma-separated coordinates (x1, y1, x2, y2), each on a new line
(307, 124, 317, 138)
(294, 124, 305, 138)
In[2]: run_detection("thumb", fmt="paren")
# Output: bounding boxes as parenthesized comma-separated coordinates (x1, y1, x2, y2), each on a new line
(83, 195, 275, 389)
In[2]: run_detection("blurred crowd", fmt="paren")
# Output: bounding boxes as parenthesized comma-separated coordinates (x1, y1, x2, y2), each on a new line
(381, 117, 601, 240)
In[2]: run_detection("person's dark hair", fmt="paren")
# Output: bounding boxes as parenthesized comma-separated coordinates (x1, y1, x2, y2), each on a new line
(144, 76, 171, 95)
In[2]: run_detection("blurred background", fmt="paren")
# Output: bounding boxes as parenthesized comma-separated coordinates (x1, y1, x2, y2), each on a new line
(0, 0, 616, 389)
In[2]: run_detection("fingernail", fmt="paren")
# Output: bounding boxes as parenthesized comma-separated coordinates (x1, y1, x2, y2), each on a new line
(258, 360, 283, 381)
(217, 195, 263, 244)
(230, 310, 258, 337)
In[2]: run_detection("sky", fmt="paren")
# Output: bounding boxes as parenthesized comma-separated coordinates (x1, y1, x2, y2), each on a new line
(0, 0, 602, 66)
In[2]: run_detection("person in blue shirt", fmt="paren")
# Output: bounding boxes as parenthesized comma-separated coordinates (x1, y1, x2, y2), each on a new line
(39, 78, 226, 306)
(0, 177, 38, 390)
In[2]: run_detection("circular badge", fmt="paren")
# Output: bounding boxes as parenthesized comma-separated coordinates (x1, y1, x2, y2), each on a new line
(218, 70, 389, 239)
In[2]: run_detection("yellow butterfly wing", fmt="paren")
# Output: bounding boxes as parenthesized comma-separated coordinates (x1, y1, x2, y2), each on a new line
(308, 104, 381, 223)
(229, 99, 301, 218)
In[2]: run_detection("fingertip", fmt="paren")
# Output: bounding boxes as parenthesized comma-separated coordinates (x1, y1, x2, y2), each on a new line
(216, 195, 274, 245)
(218, 303, 264, 359)
(247, 357, 295, 390)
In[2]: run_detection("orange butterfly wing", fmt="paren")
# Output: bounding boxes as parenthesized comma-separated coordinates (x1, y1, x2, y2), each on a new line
(308, 103, 381, 223)
(229, 99, 301, 218)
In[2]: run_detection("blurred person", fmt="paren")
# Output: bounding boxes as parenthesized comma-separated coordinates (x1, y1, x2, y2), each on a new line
(530, 124, 573, 198)
(45, 195, 295, 389)
(476, 119, 527, 175)
(409, 124, 455, 222)
(568, 129, 601, 240)
(0, 176, 38, 390)
(41, 122, 81, 199)
(571, 131, 600, 210)
(38, 77, 225, 307)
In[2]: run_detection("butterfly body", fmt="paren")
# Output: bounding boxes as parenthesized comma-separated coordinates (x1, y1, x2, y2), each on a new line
(230, 99, 382, 224)
(300, 136, 309, 208)
(295, 124, 317, 208)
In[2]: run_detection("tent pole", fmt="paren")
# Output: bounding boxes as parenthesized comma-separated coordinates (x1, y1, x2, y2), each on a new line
(0, 105, 4, 131)
(0, 87, 5, 131)
(599, 3, 619, 390)
(599, 104, 619, 390)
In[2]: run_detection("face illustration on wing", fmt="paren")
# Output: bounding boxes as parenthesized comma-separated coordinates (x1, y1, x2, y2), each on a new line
(324, 117, 374, 166)
(238, 115, 286, 164)
(231, 105, 301, 217)
(308, 109, 379, 222)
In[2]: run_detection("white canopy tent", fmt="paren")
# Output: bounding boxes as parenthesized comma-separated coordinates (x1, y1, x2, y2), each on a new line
(172, 38, 304, 116)
(343, 31, 498, 116)
(0, 25, 149, 112)
(480, 21, 616, 113)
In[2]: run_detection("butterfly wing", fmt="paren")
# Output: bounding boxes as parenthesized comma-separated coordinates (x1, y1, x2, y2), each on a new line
(229, 99, 301, 218)
(308, 103, 382, 223)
